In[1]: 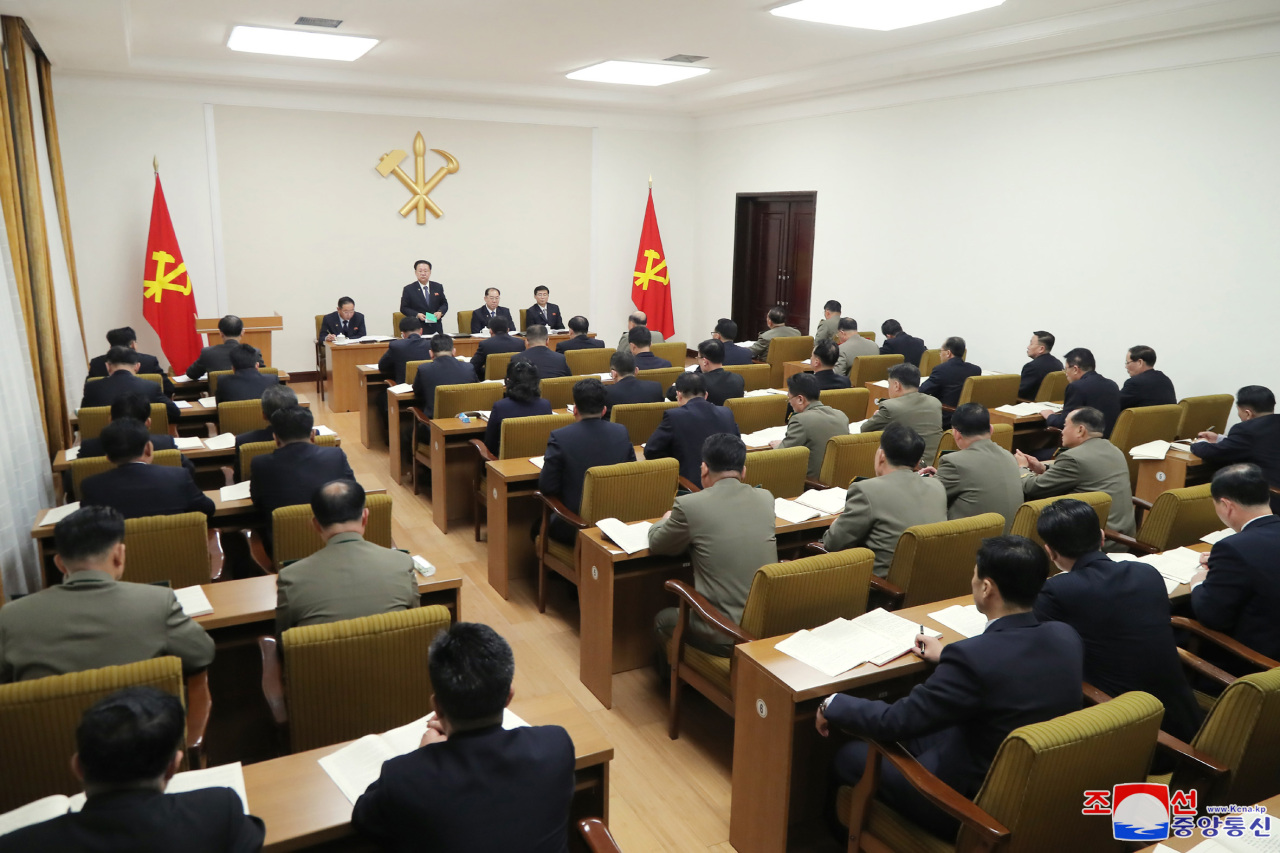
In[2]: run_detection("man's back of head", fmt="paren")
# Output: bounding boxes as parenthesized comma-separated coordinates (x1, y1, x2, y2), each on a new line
(101, 418, 151, 464)
(610, 350, 636, 376)
(229, 343, 260, 371)
(568, 315, 589, 336)
(813, 341, 838, 369)
(1066, 406, 1106, 438)
(698, 339, 725, 366)
(1236, 385, 1275, 415)
(837, 317, 859, 337)
(881, 319, 903, 338)
(880, 422, 925, 469)
(714, 318, 738, 341)
(429, 623, 515, 730)
(629, 311, 647, 328)
(943, 336, 966, 360)
(1032, 330, 1055, 353)
(1210, 463, 1272, 509)
(767, 306, 787, 326)
(218, 315, 244, 339)
(1063, 347, 1096, 373)
(106, 327, 137, 349)
(430, 333, 455, 356)
(702, 432, 746, 479)
(311, 479, 367, 536)
(1035, 499, 1104, 560)
(489, 315, 511, 336)
(400, 315, 423, 335)
(573, 378, 608, 417)
(271, 405, 315, 444)
(628, 326, 652, 350)
(54, 505, 126, 576)
(525, 324, 550, 347)
(76, 686, 185, 793)
(106, 345, 140, 370)
(974, 535, 1050, 611)
(260, 384, 298, 420)
(674, 372, 706, 402)
(110, 393, 152, 424)
(823, 299, 841, 315)
(951, 403, 991, 439)
(887, 362, 921, 392)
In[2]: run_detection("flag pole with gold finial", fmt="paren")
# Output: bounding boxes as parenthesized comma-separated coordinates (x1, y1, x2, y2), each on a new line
(153, 155, 158, 174)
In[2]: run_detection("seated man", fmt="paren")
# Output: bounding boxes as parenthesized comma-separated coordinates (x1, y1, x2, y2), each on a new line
(413, 333, 478, 418)
(483, 360, 552, 457)
(711, 318, 754, 366)
(814, 299, 841, 346)
(667, 339, 745, 405)
(629, 326, 672, 370)
(1119, 345, 1176, 409)
(81, 419, 215, 520)
(1034, 499, 1201, 742)
(1019, 330, 1062, 401)
(650, 434, 779, 658)
(470, 315, 526, 378)
(1191, 385, 1280, 513)
(353, 623, 575, 852)
(1043, 347, 1121, 437)
(862, 363, 945, 466)
(250, 406, 355, 543)
(817, 535, 1082, 840)
(1016, 407, 1136, 540)
(185, 315, 263, 379)
(924, 403, 1022, 533)
(748, 306, 800, 360)
(617, 310, 665, 351)
(275, 480, 419, 634)
(470, 287, 513, 333)
(773, 372, 849, 481)
(810, 341, 851, 390)
(526, 285, 563, 330)
(379, 316, 432, 385)
(214, 343, 280, 404)
(604, 349, 663, 407)
(319, 296, 366, 341)
(0, 506, 215, 682)
(879, 318, 926, 367)
(512, 324, 570, 378)
(646, 373, 738, 486)
(822, 423, 947, 576)
(0, 687, 264, 852)
(555, 315, 604, 353)
(1189, 463, 1280, 662)
(920, 335, 981, 412)
(833, 317, 879, 376)
(82, 345, 180, 424)
(87, 326, 174, 395)
(539, 379, 636, 544)
(235, 384, 298, 446)
(78, 393, 180, 458)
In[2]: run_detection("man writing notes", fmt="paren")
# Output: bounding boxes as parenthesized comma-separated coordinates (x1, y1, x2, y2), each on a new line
(814, 299, 841, 346)
(1191, 385, 1280, 513)
(471, 287, 513, 333)
(834, 318, 878, 376)
(319, 296, 366, 341)
(862, 363, 945, 466)
(526, 285, 563, 330)
(666, 339, 745, 405)
(879, 319, 926, 367)
(810, 342, 851, 391)
(1019, 330, 1062, 401)
(1119, 345, 1176, 409)
(771, 372, 848, 481)
(817, 535, 1082, 840)
(399, 259, 448, 335)
(748, 306, 800, 360)
(1042, 347, 1121, 438)
(921, 403, 1022, 533)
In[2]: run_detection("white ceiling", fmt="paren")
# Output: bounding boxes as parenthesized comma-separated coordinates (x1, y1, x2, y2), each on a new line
(7, 0, 1280, 116)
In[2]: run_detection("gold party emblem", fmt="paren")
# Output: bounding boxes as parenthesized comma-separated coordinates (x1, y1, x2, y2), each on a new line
(375, 132, 459, 224)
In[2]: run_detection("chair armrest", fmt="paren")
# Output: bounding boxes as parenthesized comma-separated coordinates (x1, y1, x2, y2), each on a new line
(679, 476, 702, 492)
(1102, 529, 1155, 554)
(941, 403, 956, 414)
(184, 671, 212, 768)
(1176, 647, 1237, 689)
(533, 491, 590, 530)
(577, 819, 623, 853)
(258, 636, 288, 726)
(409, 406, 430, 426)
(1154, 730, 1231, 781)
(1173, 616, 1280, 671)
(1081, 681, 1113, 706)
(469, 438, 498, 463)
(804, 477, 827, 490)
(1132, 496, 1154, 511)
(868, 574, 906, 607)
(805, 542, 828, 556)
(664, 579, 755, 645)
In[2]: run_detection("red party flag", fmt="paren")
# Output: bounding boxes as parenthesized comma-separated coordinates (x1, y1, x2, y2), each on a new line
(142, 174, 203, 372)
(631, 188, 675, 340)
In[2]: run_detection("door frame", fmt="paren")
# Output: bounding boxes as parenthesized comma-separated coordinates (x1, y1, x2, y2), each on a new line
(730, 191, 818, 341)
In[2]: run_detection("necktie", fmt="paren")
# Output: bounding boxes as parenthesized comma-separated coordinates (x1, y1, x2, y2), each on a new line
(341, 320, 348, 334)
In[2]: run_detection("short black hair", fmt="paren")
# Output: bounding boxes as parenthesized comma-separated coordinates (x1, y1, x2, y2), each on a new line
(568, 315, 589, 335)
(1063, 347, 1096, 372)
(610, 349, 636, 374)
(951, 403, 991, 437)
(312, 479, 365, 527)
(698, 339, 725, 365)
(943, 336, 966, 359)
(837, 317, 859, 332)
(787, 372, 820, 401)
(55, 505, 125, 563)
(101, 418, 150, 463)
(534, 285, 549, 296)
(484, 287, 500, 297)
(106, 327, 136, 348)
(106, 345, 140, 367)
(488, 315, 510, 335)
(525, 324, 549, 345)
(1036, 499, 1103, 559)
(824, 300, 841, 313)
(76, 687, 185, 787)
(1068, 406, 1106, 435)
(429, 623, 515, 724)
(881, 319, 903, 337)
(880, 422, 926, 468)
(430, 333, 455, 354)
(1236, 385, 1276, 414)
(260, 384, 297, 420)
(414, 259, 432, 271)
(628, 326, 652, 348)
(400, 315, 423, 333)
(887, 362, 921, 389)
(628, 312, 648, 326)
(337, 297, 354, 309)
(703, 433, 747, 473)
(975, 535, 1050, 608)
(767, 306, 787, 325)
(573, 378, 608, 415)
(110, 393, 152, 423)
(714, 318, 737, 340)
(272, 405, 314, 442)
(218, 315, 244, 338)
(675, 373, 706, 397)
(1128, 345, 1156, 367)
(1211, 463, 1272, 507)
(813, 341, 838, 367)
(504, 360, 541, 404)
(229, 343, 259, 370)
(1033, 330, 1055, 351)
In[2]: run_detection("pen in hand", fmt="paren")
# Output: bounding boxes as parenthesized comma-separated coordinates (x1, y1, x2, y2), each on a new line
(916, 624, 926, 654)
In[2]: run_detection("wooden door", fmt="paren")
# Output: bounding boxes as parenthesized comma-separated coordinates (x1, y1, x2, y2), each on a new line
(731, 193, 817, 342)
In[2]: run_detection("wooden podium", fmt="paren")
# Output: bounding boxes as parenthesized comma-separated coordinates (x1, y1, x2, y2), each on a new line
(195, 315, 284, 366)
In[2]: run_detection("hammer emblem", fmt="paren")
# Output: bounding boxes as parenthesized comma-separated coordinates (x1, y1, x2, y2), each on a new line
(375, 132, 459, 224)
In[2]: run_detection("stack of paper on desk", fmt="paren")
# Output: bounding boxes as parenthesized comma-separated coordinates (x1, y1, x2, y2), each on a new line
(173, 400, 193, 410)
(174, 585, 214, 618)
(220, 481, 252, 502)
(174, 436, 204, 450)
(735, 341, 754, 348)
(794, 488, 847, 516)
(172, 374, 193, 384)
(42, 502, 81, 526)
(775, 609, 943, 676)
(1125, 547, 1202, 586)
(204, 433, 236, 450)
(1129, 440, 1172, 460)
(359, 335, 394, 343)
(684, 363, 698, 372)
(388, 383, 413, 394)
(848, 420, 868, 433)
(927, 604, 988, 638)
(994, 402, 1058, 417)
(596, 518, 652, 554)
(528, 456, 545, 469)
(360, 363, 380, 370)
(1201, 528, 1233, 545)
(744, 388, 787, 397)
(198, 397, 218, 409)
(742, 425, 788, 446)
(595, 373, 612, 381)
(65, 445, 81, 461)
(774, 498, 820, 524)
(313, 425, 337, 437)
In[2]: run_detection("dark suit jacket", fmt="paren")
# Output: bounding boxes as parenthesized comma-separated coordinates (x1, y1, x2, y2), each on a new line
(378, 334, 433, 385)
(1045, 371, 1122, 437)
(470, 333, 527, 378)
(513, 346, 570, 379)
(540, 418, 636, 518)
(353, 724, 575, 853)
(644, 398, 740, 484)
(233, 427, 274, 480)
(1119, 369, 1177, 409)
(826, 612, 1083, 799)
(185, 341, 263, 380)
(1192, 415, 1280, 510)
(400, 281, 449, 334)
(75, 433, 196, 481)
(89, 350, 175, 396)
(250, 442, 355, 523)
(634, 351, 672, 370)
(1192, 514, 1280, 661)
(0, 788, 265, 853)
(921, 359, 982, 408)
(81, 462, 215, 520)
(880, 333, 926, 367)
(471, 305, 515, 334)
(1019, 353, 1063, 400)
(526, 303, 564, 330)
(1034, 552, 1201, 741)
(667, 368, 745, 406)
(81, 371, 180, 423)
(319, 310, 367, 340)
(484, 396, 553, 456)
(413, 355, 478, 417)
(720, 342, 754, 366)
(607, 376, 664, 408)
(215, 369, 279, 404)
(555, 335, 603, 353)
(813, 369, 851, 390)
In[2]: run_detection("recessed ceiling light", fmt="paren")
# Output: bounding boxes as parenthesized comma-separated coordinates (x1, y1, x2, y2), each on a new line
(227, 25, 377, 61)
(566, 61, 710, 87)
(770, 0, 1005, 31)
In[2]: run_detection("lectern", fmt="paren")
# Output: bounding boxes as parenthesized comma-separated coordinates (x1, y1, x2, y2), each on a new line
(195, 315, 284, 366)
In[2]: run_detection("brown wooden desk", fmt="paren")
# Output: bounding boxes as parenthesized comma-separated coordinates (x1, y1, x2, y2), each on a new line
(52, 428, 337, 474)
(1135, 792, 1280, 851)
(1136, 448, 1204, 504)
(243, 691, 611, 852)
(358, 365, 387, 450)
(784, 360, 813, 383)
(387, 387, 416, 483)
(863, 380, 889, 418)
(197, 315, 283, 366)
(326, 341, 392, 413)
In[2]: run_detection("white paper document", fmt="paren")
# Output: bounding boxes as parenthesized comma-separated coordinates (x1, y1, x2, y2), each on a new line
(164, 763, 249, 813)
(173, 400, 193, 409)
(1201, 528, 1234, 545)
(389, 383, 413, 394)
(174, 585, 214, 618)
(204, 432, 237, 450)
(927, 604, 988, 638)
(174, 436, 204, 450)
(596, 518, 653, 555)
(172, 374, 193, 384)
(775, 609, 943, 676)
(994, 401, 1059, 417)
(220, 481, 252, 502)
(528, 456, 545, 469)
(794, 488, 847, 516)
(0, 794, 83, 837)
(596, 373, 612, 381)
(684, 363, 698, 373)
(65, 445, 81, 461)
(41, 502, 81, 526)
(482, 378, 504, 384)
(360, 363, 380, 370)
(1132, 547, 1203, 585)
(774, 498, 820, 524)
(198, 397, 218, 409)
(1129, 439, 1171, 460)
(1186, 834, 1280, 852)
(744, 388, 787, 397)
(848, 419, 868, 433)
(742, 425, 788, 447)
(735, 341, 754, 348)
(313, 425, 337, 437)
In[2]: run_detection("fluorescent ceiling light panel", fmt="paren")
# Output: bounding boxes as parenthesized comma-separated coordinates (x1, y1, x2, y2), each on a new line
(566, 61, 710, 86)
(770, 0, 1005, 31)
(227, 25, 377, 61)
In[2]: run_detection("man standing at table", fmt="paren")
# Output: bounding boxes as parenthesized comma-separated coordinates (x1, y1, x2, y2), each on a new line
(471, 288, 513, 333)
(319, 296, 366, 341)
(526, 286, 563, 330)
(400, 260, 448, 334)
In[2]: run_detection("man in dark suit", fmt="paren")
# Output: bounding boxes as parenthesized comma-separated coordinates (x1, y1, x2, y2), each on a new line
(413, 334, 478, 417)
(318, 296, 366, 341)
(1019, 330, 1062, 400)
(1189, 464, 1280, 661)
(668, 339, 745, 405)
(83, 346, 181, 423)
(184, 315, 263, 380)
(81, 419, 215, 520)
(879, 318, 926, 367)
(215, 344, 280, 404)
(526, 286, 563, 330)
(811, 341, 851, 390)
(539, 379, 637, 544)
(921, 336, 981, 413)
(78, 393, 181, 461)
(1192, 386, 1280, 513)
(605, 350, 663, 407)
(250, 406, 355, 547)
(0, 686, 263, 851)
(379, 316, 433, 385)
(556, 315, 604, 353)
(629, 326, 672, 370)
(470, 315, 526, 378)
(1119, 345, 1176, 409)
(818, 535, 1083, 840)
(471, 287, 514, 333)
(1033, 499, 1201, 742)
(1043, 347, 1122, 437)
(234, 384, 298, 480)
(646, 373, 739, 486)
(712, 318, 754, 366)
(353, 623, 575, 852)
(399, 259, 449, 334)
(512, 325, 570, 378)
(87, 326, 175, 395)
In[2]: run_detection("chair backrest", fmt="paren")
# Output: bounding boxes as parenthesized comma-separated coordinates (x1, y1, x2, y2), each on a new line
(1135, 484, 1220, 552)
(766, 335, 815, 388)
(886, 513, 1006, 608)
(123, 512, 210, 587)
(610, 401, 677, 445)
(76, 403, 167, 441)
(405, 360, 429, 386)
(1111, 404, 1183, 488)
(237, 436, 338, 481)
(281, 606, 452, 752)
(218, 399, 266, 436)
(1177, 394, 1234, 441)
(565, 346, 615, 376)
(1185, 667, 1280, 806)
(272, 494, 394, 567)
(208, 367, 280, 395)
(455, 310, 470, 335)
(739, 549, 876, 639)
(393, 311, 406, 337)
(314, 314, 324, 338)
(918, 348, 941, 378)
(636, 367, 685, 394)
(519, 308, 528, 330)
(817, 432, 881, 488)
(137, 373, 164, 388)
(434, 383, 506, 420)
(1009, 492, 1112, 547)
(485, 352, 518, 382)
(499, 414, 574, 460)
(742, 447, 810, 499)
(819, 388, 870, 424)
(1035, 371, 1068, 403)
(931, 423, 1016, 467)
(70, 449, 183, 500)
(848, 354, 903, 387)
(721, 363, 773, 392)
(958, 374, 1021, 409)
(725, 395, 788, 434)
(858, 331, 876, 342)
(0, 657, 186, 811)
(539, 375, 581, 409)
(580, 459, 679, 524)
(650, 342, 687, 367)
(963, 691, 1164, 853)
